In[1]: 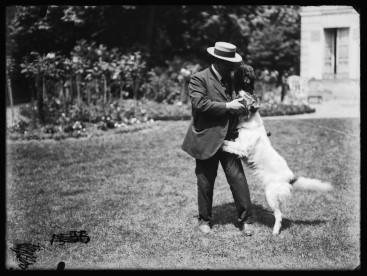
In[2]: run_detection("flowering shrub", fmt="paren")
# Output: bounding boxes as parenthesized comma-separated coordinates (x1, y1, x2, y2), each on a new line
(248, 68, 315, 116)
(68, 103, 94, 122)
(144, 68, 181, 103)
(19, 104, 34, 119)
(143, 56, 201, 104)
(7, 120, 29, 134)
(42, 124, 57, 134)
(254, 86, 315, 117)
(96, 115, 115, 130)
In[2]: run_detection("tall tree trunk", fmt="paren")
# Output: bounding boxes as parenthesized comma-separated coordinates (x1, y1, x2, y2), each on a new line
(95, 78, 100, 104)
(87, 81, 91, 123)
(133, 77, 140, 100)
(36, 74, 45, 125)
(69, 75, 74, 102)
(107, 82, 111, 104)
(61, 79, 67, 116)
(144, 5, 156, 54)
(6, 74, 15, 126)
(153, 81, 160, 102)
(180, 78, 189, 104)
(30, 79, 36, 129)
(87, 81, 91, 106)
(103, 74, 107, 105)
(76, 73, 81, 106)
(120, 80, 125, 100)
(42, 76, 47, 103)
(145, 80, 149, 101)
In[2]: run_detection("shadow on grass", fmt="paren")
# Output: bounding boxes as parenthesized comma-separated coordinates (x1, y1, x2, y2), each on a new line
(212, 202, 327, 230)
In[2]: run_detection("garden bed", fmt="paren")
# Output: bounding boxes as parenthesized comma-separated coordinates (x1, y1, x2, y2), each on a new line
(6, 100, 315, 141)
(259, 103, 315, 117)
(6, 121, 157, 142)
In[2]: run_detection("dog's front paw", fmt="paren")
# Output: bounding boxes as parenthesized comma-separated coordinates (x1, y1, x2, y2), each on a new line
(222, 145, 242, 157)
(222, 146, 229, 154)
(222, 140, 230, 146)
(237, 148, 249, 158)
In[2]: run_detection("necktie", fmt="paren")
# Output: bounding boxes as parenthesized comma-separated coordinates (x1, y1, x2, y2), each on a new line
(222, 78, 232, 100)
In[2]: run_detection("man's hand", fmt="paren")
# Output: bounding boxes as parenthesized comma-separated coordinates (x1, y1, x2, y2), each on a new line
(226, 98, 247, 114)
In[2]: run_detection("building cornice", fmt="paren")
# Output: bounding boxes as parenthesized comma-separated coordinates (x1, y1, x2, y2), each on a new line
(300, 6, 358, 17)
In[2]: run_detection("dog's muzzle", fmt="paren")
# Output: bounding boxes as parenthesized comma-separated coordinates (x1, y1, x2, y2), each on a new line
(249, 105, 259, 113)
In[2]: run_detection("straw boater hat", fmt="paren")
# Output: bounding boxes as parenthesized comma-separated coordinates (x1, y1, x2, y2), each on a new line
(207, 42, 242, 63)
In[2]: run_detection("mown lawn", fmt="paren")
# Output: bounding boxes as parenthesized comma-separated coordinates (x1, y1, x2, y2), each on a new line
(6, 117, 360, 270)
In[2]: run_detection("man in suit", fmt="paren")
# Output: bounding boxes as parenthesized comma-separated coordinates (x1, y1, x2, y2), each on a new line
(181, 42, 254, 236)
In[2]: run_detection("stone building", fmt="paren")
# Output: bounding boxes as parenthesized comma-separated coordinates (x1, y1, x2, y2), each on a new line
(299, 6, 360, 100)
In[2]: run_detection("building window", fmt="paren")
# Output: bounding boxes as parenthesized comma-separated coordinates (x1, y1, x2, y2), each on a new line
(323, 28, 349, 79)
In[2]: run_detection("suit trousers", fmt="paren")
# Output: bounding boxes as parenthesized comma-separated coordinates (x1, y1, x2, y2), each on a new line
(195, 148, 254, 226)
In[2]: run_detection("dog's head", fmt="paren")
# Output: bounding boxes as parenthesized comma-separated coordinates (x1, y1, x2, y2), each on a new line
(234, 64, 255, 94)
(233, 64, 259, 115)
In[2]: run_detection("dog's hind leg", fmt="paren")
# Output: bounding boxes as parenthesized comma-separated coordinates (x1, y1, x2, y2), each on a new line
(265, 188, 283, 235)
(272, 208, 283, 235)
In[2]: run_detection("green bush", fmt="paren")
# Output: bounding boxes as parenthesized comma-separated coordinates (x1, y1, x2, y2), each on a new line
(7, 119, 29, 134)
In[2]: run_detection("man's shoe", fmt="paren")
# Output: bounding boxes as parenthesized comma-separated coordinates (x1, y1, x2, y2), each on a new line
(242, 223, 254, 236)
(198, 224, 211, 234)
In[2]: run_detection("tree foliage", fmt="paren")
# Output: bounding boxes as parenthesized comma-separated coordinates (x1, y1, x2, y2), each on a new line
(7, 5, 300, 69)
(6, 5, 301, 106)
(246, 5, 300, 74)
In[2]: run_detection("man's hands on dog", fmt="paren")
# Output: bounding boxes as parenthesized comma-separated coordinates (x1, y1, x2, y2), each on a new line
(226, 98, 247, 114)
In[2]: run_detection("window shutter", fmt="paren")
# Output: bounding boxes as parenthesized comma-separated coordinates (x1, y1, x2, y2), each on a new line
(337, 28, 349, 76)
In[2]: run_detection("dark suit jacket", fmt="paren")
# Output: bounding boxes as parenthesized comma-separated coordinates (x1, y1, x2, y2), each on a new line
(181, 66, 238, 160)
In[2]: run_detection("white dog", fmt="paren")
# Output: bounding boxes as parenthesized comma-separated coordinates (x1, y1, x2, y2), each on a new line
(222, 90, 333, 235)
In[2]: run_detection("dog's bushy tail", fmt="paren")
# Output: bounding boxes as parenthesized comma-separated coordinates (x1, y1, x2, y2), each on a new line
(292, 177, 333, 192)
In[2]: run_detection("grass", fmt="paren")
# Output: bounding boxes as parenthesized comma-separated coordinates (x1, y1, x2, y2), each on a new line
(6, 117, 360, 270)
